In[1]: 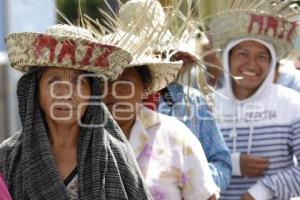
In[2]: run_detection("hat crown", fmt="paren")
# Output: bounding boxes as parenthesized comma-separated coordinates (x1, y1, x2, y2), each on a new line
(119, 0, 166, 34)
(207, 10, 297, 59)
(45, 24, 94, 40)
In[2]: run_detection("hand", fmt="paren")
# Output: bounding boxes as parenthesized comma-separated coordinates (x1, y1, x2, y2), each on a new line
(207, 194, 217, 200)
(240, 154, 269, 177)
(241, 192, 255, 200)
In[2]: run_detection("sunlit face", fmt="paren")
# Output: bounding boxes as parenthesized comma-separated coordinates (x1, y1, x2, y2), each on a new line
(229, 40, 271, 97)
(102, 68, 144, 125)
(39, 67, 91, 126)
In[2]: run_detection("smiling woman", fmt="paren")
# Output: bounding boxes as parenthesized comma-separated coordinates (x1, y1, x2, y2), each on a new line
(205, 1, 300, 199)
(0, 24, 152, 200)
(229, 40, 272, 100)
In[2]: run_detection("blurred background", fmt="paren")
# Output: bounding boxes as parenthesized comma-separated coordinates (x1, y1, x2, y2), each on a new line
(0, 0, 300, 142)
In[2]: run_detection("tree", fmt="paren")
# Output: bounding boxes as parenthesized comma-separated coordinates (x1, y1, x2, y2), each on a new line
(56, 0, 120, 24)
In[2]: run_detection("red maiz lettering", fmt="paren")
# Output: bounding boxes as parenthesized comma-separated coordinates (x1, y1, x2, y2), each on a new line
(286, 22, 297, 43)
(95, 45, 116, 68)
(248, 14, 297, 43)
(34, 34, 57, 62)
(34, 35, 117, 68)
(80, 43, 95, 65)
(264, 16, 278, 37)
(58, 40, 76, 65)
(248, 14, 264, 35)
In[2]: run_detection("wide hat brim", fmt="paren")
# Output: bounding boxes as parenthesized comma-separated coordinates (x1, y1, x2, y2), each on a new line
(127, 58, 182, 93)
(207, 10, 297, 60)
(5, 32, 133, 80)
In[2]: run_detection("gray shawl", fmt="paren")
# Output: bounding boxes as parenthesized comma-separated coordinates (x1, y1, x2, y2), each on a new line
(0, 69, 152, 200)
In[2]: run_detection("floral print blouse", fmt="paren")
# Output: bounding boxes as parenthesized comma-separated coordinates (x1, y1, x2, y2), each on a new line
(129, 106, 220, 200)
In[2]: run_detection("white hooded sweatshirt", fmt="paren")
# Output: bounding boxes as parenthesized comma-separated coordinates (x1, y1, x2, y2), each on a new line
(214, 38, 300, 200)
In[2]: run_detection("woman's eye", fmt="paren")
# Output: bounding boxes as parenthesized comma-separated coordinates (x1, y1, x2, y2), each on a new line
(238, 51, 248, 57)
(257, 55, 269, 62)
(48, 79, 58, 84)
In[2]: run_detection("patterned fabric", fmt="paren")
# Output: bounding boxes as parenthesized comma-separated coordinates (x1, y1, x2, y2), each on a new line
(216, 85, 300, 200)
(129, 106, 220, 200)
(157, 82, 232, 191)
(0, 69, 152, 200)
(66, 175, 78, 200)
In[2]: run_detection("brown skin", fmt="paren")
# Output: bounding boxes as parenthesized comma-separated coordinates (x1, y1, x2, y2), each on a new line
(229, 40, 271, 100)
(39, 67, 91, 180)
(241, 192, 255, 200)
(207, 195, 217, 200)
(240, 154, 269, 177)
(102, 68, 144, 138)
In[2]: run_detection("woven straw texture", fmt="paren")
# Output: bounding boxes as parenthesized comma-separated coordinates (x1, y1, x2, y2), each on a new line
(6, 24, 133, 80)
(207, 10, 297, 59)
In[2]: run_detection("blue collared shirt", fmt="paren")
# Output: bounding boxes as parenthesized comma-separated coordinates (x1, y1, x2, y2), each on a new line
(157, 82, 232, 191)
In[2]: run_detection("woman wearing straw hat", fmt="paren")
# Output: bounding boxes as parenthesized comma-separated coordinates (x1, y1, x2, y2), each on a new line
(118, 0, 232, 192)
(101, 50, 220, 200)
(87, 5, 218, 196)
(203, 0, 300, 199)
(88, 11, 218, 197)
(84, 1, 217, 198)
(0, 24, 152, 200)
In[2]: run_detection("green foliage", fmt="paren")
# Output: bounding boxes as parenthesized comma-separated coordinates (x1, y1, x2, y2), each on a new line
(56, 0, 123, 24)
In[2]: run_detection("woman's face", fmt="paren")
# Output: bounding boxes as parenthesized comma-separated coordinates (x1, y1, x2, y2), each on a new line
(229, 40, 271, 98)
(39, 67, 91, 126)
(102, 68, 144, 125)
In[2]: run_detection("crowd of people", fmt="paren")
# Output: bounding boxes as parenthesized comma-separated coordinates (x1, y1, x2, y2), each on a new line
(0, 0, 300, 199)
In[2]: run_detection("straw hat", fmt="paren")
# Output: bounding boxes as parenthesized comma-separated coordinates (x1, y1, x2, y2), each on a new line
(118, 0, 168, 39)
(5, 24, 133, 80)
(118, 0, 200, 66)
(98, 29, 183, 93)
(127, 56, 182, 93)
(117, 0, 215, 98)
(202, 0, 300, 60)
(79, 0, 183, 93)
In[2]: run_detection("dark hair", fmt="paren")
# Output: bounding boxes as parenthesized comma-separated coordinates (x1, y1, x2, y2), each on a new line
(134, 65, 153, 88)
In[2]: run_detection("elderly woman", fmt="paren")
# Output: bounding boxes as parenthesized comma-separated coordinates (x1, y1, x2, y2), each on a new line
(0, 24, 152, 199)
(101, 51, 220, 199)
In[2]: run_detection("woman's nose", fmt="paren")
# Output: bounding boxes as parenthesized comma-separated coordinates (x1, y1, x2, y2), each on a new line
(246, 56, 257, 70)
